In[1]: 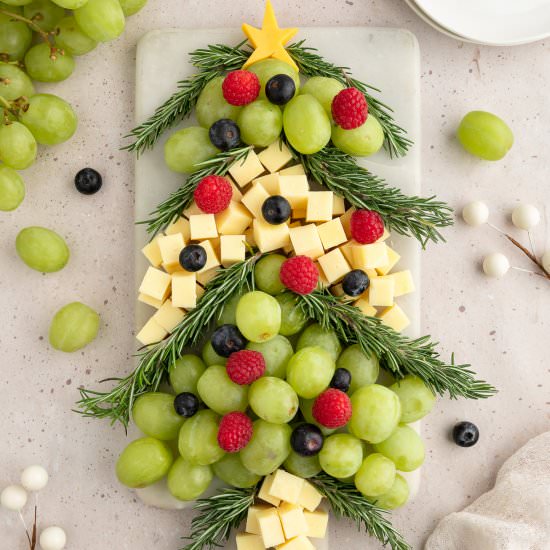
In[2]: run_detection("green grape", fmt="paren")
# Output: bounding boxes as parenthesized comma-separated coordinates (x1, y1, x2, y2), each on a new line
(51, 0, 88, 8)
(178, 409, 225, 466)
(0, 122, 37, 170)
(212, 453, 261, 488)
(300, 398, 335, 436)
(249, 377, 298, 424)
(116, 437, 173, 488)
(167, 456, 212, 501)
(0, 62, 34, 100)
(248, 58, 300, 100)
(276, 293, 308, 336)
(196, 76, 241, 129)
(354, 453, 396, 497)
(169, 354, 206, 394)
(332, 115, 384, 157)
(337, 344, 379, 394)
(1, 1, 30, 7)
(284, 449, 321, 478)
(389, 375, 436, 423)
(0, 164, 25, 211)
(132, 392, 184, 441)
(319, 433, 363, 479)
(296, 323, 341, 361)
(349, 384, 401, 444)
(16, 226, 69, 272)
(246, 335, 293, 378)
(301, 76, 344, 116)
(119, 0, 147, 15)
(373, 424, 425, 472)
(49, 302, 99, 352)
(202, 339, 227, 366)
(25, 44, 75, 82)
(74, 0, 125, 42)
(254, 254, 286, 295)
(0, 13, 32, 61)
(371, 473, 409, 510)
(240, 419, 291, 476)
(286, 347, 335, 399)
(164, 126, 219, 174)
(216, 292, 242, 326)
(236, 291, 281, 343)
(457, 110, 513, 161)
(283, 95, 331, 155)
(23, 0, 64, 31)
(55, 16, 97, 55)
(197, 365, 248, 415)
(238, 99, 282, 147)
(19, 94, 77, 145)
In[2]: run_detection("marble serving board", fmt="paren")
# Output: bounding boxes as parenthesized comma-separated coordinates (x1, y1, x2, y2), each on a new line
(134, 27, 421, 548)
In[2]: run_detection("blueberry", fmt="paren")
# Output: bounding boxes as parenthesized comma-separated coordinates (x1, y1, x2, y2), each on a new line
(262, 195, 291, 225)
(179, 244, 207, 272)
(74, 167, 102, 195)
(342, 269, 370, 297)
(211, 324, 247, 357)
(174, 392, 199, 417)
(291, 424, 324, 457)
(209, 119, 241, 151)
(452, 421, 479, 447)
(265, 74, 296, 106)
(330, 368, 352, 393)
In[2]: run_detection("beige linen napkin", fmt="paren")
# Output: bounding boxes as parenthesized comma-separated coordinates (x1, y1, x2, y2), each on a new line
(425, 431, 550, 550)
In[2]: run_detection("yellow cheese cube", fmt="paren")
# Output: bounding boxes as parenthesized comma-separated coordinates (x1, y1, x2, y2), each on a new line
(257, 508, 285, 548)
(171, 272, 197, 309)
(158, 233, 185, 268)
(376, 246, 401, 275)
(376, 227, 391, 242)
(242, 182, 270, 219)
(216, 201, 253, 235)
(220, 235, 245, 267)
(229, 150, 265, 186)
(292, 209, 307, 219)
(258, 473, 281, 506)
(276, 535, 315, 550)
(339, 239, 357, 264)
(244, 226, 256, 247)
(195, 283, 205, 302)
(289, 224, 324, 259)
(183, 201, 203, 217)
(280, 163, 305, 176)
(165, 216, 191, 242)
(306, 191, 333, 223)
(246, 504, 272, 535)
(268, 470, 305, 505)
(153, 300, 185, 333)
(136, 316, 167, 346)
(278, 503, 308, 540)
(332, 194, 346, 216)
(340, 207, 356, 238)
(236, 533, 265, 550)
(253, 172, 280, 195)
(141, 236, 163, 267)
(278, 175, 309, 209)
(138, 293, 164, 309)
(318, 248, 351, 284)
(198, 239, 221, 273)
(352, 242, 389, 270)
(368, 277, 395, 307)
(139, 267, 172, 301)
(228, 178, 244, 202)
(315, 263, 329, 289)
(387, 270, 415, 296)
(258, 139, 293, 173)
(189, 214, 218, 240)
(196, 268, 218, 287)
(297, 481, 323, 512)
(304, 510, 329, 539)
(162, 262, 184, 274)
(378, 304, 410, 332)
(253, 218, 290, 253)
(354, 297, 377, 317)
(317, 218, 347, 250)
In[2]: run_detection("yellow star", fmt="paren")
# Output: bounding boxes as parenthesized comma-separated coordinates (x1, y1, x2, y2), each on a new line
(242, 0, 299, 71)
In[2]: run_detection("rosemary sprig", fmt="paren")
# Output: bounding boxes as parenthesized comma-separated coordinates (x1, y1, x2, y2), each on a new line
(298, 290, 497, 400)
(287, 40, 413, 158)
(311, 473, 411, 550)
(76, 254, 261, 427)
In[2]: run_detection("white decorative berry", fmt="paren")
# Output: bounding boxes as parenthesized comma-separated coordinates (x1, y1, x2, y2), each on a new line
(511, 204, 540, 230)
(483, 253, 510, 278)
(21, 465, 49, 492)
(1, 485, 28, 511)
(542, 250, 550, 273)
(462, 201, 489, 227)
(39, 526, 67, 550)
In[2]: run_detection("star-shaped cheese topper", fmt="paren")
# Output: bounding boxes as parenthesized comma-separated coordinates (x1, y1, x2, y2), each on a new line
(242, 0, 299, 71)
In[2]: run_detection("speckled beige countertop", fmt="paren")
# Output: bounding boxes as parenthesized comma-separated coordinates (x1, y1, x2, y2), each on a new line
(1, 1, 549, 549)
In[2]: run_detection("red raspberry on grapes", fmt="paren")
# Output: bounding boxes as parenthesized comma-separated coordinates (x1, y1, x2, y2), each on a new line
(312, 389, 352, 429)
(279, 256, 319, 295)
(350, 209, 385, 244)
(217, 411, 253, 452)
(222, 70, 261, 106)
(194, 175, 233, 214)
(331, 87, 368, 130)
(226, 350, 266, 385)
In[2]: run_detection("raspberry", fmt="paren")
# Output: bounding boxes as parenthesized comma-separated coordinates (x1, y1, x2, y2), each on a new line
(331, 88, 368, 130)
(226, 350, 266, 385)
(222, 70, 260, 106)
(312, 389, 352, 429)
(279, 256, 319, 295)
(217, 412, 253, 452)
(350, 209, 385, 244)
(194, 175, 232, 214)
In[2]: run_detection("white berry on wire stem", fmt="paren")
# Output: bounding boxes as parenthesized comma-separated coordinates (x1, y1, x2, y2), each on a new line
(21, 465, 49, 492)
(40, 526, 67, 550)
(511, 204, 540, 230)
(462, 200, 489, 227)
(0, 485, 28, 511)
(482, 253, 510, 278)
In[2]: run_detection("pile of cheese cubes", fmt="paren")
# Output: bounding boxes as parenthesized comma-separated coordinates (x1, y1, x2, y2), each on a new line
(237, 469, 328, 550)
(136, 138, 415, 346)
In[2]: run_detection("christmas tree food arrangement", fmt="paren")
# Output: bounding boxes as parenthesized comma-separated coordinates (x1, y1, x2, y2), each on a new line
(78, 3, 496, 549)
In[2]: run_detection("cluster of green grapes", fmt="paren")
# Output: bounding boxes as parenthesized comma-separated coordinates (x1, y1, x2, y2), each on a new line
(0, 0, 147, 211)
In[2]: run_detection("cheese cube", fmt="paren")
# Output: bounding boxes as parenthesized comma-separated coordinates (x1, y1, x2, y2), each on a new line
(196, 267, 218, 286)
(196, 283, 205, 302)
(352, 242, 389, 270)
(253, 172, 280, 195)
(229, 178, 244, 202)
(378, 304, 410, 332)
(340, 207, 356, 238)
(268, 470, 305, 505)
(258, 473, 281, 506)
(141, 236, 163, 267)
(318, 248, 351, 284)
(278, 175, 309, 209)
(280, 164, 305, 176)
(315, 263, 329, 288)
(387, 270, 415, 296)
(162, 262, 184, 274)
(276, 535, 315, 549)
(189, 214, 218, 240)
(278, 503, 308, 540)
(289, 224, 324, 259)
(246, 504, 272, 535)
(139, 267, 171, 301)
(317, 218, 347, 250)
(242, 182, 270, 219)
(376, 227, 391, 242)
(158, 233, 185, 269)
(138, 293, 164, 309)
(297, 482, 323, 512)
(136, 316, 167, 346)
(304, 510, 329, 539)
(183, 201, 202, 217)
(376, 246, 401, 275)
(306, 191, 333, 223)
(354, 297, 377, 317)
(257, 508, 285, 548)
(220, 235, 245, 267)
(229, 150, 265, 186)
(258, 139, 293, 173)
(153, 300, 185, 333)
(216, 201, 253, 235)
(333, 194, 346, 216)
(171, 272, 197, 309)
(368, 277, 395, 307)
(165, 216, 191, 242)
(244, 226, 256, 247)
(339, 240, 357, 264)
(197, 239, 221, 273)
(292, 209, 307, 219)
(236, 533, 264, 550)
(253, 218, 290, 253)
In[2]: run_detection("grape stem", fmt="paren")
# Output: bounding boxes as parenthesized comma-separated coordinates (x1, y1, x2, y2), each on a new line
(0, 9, 55, 51)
